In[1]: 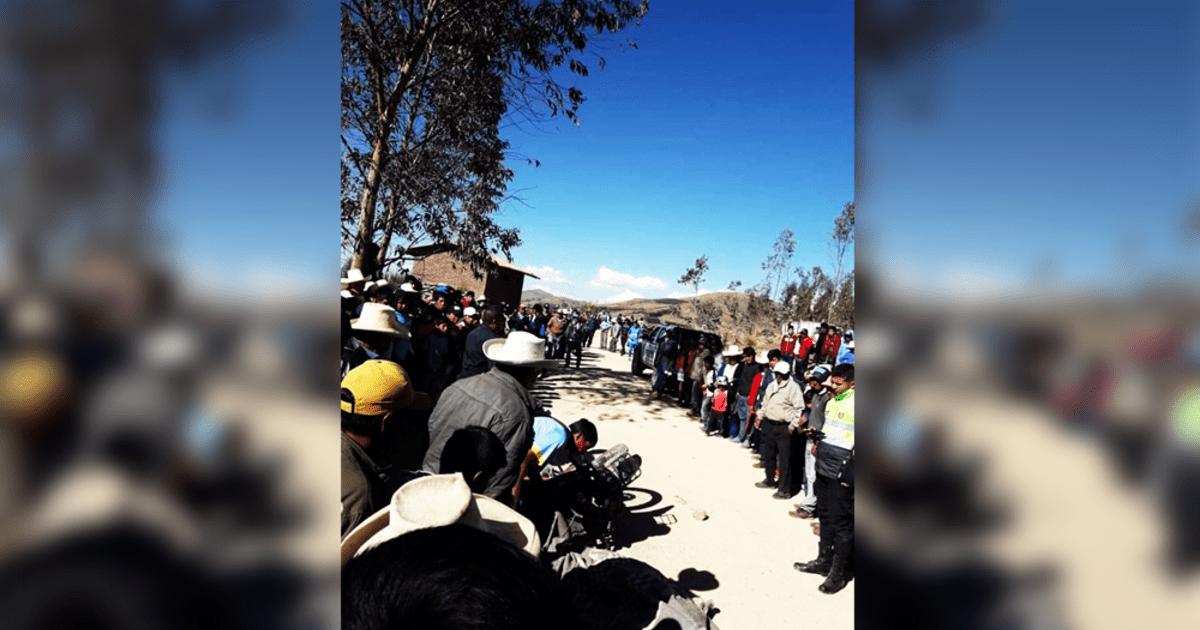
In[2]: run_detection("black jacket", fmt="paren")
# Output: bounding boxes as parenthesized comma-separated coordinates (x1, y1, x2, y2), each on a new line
(734, 360, 757, 396)
(458, 325, 499, 380)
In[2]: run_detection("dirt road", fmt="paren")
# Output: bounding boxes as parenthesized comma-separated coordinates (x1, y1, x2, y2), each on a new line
(532, 346, 854, 630)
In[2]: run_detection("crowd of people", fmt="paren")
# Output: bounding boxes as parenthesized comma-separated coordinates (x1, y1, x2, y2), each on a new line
(657, 322, 855, 594)
(339, 268, 855, 627)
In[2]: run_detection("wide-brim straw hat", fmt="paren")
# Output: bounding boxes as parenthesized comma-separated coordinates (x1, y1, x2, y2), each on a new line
(722, 345, 742, 358)
(340, 268, 366, 288)
(340, 473, 541, 565)
(482, 331, 559, 368)
(351, 302, 411, 339)
(755, 350, 771, 364)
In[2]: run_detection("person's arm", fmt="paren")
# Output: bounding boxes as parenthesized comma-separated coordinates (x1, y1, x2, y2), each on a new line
(512, 448, 540, 505)
(787, 384, 808, 433)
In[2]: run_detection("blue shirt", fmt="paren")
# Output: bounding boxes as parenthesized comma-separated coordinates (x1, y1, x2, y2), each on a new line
(532, 416, 571, 467)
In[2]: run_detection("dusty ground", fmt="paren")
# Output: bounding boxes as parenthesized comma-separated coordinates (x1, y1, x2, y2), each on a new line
(891, 378, 1200, 630)
(533, 345, 854, 630)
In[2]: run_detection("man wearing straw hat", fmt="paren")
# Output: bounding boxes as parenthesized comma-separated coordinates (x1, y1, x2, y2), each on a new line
(422, 331, 558, 505)
(341, 360, 432, 536)
(341, 302, 411, 379)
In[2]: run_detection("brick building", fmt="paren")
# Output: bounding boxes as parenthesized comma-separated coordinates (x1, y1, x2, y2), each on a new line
(405, 244, 539, 307)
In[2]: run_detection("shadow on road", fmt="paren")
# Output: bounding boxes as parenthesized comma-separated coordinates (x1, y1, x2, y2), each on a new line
(623, 487, 664, 512)
(674, 568, 720, 592)
(616, 487, 674, 547)
(532, 349, 700, 423)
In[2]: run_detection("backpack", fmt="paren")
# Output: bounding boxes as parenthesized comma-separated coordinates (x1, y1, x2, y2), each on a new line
(712, 388, 728, 413)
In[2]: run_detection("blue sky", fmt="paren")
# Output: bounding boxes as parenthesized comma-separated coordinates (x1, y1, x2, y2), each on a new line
(861, 0, 1199, 298)
(157, 2, 339, 299)
(502, 0, 855, 302)
(150, 0, 1200, 305)
(158, 1, 852, 303)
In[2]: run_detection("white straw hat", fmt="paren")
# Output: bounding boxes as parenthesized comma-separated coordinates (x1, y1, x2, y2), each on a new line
(481, 332, 559, 368)
(340, 268, 366, 288)
(340, 473, 541, 565)
(351, 303, 411, 339)
(722, 345, 742, 358)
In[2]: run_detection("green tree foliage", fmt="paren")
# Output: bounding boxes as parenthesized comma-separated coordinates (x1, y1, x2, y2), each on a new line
(678, 254, 709, 294)
(831, 270, 854, 329)
(809, 266, 835, 322)
(760, 228, 796, 301)
(827, 200, 854, 319)
(342, 0, 648, 277)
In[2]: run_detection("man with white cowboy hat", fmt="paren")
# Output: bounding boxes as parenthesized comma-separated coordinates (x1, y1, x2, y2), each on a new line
(422, 331, 558, 505)
(340, 267, 368, 295)
(341, 472, 541, 563)
(341, 302, 411, 379)
(341, 360, 432, 535)
(341, 474, 576, 629)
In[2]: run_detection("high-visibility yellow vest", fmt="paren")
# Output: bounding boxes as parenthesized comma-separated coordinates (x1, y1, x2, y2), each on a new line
(823, 388, 855, 451)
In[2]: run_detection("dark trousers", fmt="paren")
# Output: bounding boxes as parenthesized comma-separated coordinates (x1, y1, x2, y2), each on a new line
(691, 382, 704, 413)
(761, 420, 792, 490)
(788, 430, 807, 495)
(815, 474, 854, 560)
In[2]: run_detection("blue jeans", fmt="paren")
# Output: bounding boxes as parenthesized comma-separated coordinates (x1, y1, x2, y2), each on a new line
(730, 395, 749, 439)
(653, 360, 671, 393)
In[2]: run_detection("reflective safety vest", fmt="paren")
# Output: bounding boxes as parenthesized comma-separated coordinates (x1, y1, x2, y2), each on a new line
(823, 388, 855, 451)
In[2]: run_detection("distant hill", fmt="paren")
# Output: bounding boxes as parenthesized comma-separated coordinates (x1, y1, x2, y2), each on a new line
(519, 288, 564, 304)
(516, 287, 846, 352)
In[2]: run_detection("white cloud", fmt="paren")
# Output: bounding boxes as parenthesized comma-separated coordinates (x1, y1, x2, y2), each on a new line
(600, 290, 644, 304)
(522, 265, 570, 284)
(588, 266, 667, 292)
(666, 288, 731, 299)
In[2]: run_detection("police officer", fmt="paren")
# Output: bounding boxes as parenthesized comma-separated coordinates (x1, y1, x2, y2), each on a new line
(794, 363, 854, 594)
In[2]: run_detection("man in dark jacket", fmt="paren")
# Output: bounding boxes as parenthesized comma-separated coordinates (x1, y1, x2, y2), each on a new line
(731, 347, 758, 442)
(458, 306, 506, 380)
(790, 365, 832, 518)
(422, 332, 558, 505)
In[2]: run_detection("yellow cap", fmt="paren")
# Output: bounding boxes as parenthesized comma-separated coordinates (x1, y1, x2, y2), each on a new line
(340, 360, 431, 416)
(0, 351, 71, 426)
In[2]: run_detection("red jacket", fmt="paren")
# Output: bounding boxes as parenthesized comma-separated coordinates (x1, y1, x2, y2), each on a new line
(822, 335, 841, 360)
(798, 337, 814, 359)
(780, 334, 797, 355)
(747, 371, 765, 414)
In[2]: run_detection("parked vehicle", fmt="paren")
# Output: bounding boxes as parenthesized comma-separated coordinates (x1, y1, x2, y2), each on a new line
(631, 324, 724, 381)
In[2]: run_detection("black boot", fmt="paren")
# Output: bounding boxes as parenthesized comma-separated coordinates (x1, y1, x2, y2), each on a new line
(793, 545, 832, 575)
(818, 555, 849, 594)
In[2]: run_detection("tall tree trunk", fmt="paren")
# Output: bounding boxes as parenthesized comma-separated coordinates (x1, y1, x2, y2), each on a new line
(375, 193, 396, 273)
(351, 115, 391, 271)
